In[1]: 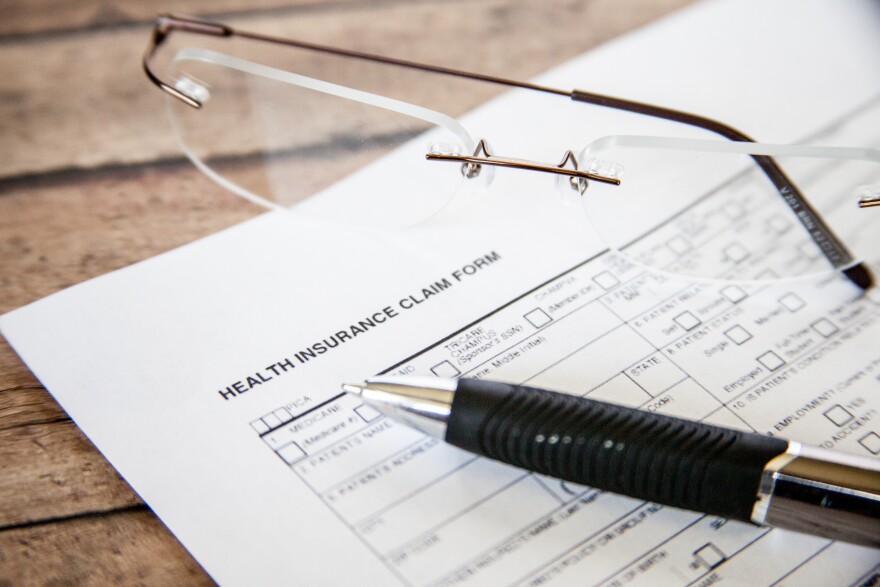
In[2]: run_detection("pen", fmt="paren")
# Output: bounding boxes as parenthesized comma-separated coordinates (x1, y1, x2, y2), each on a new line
(342, 376, 880, 548)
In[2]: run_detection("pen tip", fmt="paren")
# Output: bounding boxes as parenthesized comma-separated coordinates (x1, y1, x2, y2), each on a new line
(341, 382, 366, 396)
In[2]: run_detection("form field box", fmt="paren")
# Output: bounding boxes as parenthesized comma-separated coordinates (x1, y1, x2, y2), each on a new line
(523, 308, 552, 328)
(823, 405, 853, 427)
(722, 201, 746, 219)
(591, 373, 653, 406)
(277, 441, 307, 465)
(625, 353, 686, 397)
(431, 360, 460, 377)
(355, 403, 381, 423)
(757, 351, 785, 371)
(673, 311, 701, 331)
(721, 285, 747, 303)
(357, 458, 521, 555)
(262, 412, 283, 428)
(811, 318, 839, 338)
(799, 241, 822, 260)
(859, 432, 880, 455)
(644, 378, 721, 421)
(723, 243, 749, 263)
(667, 235, 692, 255)
(767, 214, 792, 234)
(592, 271, 620, 290)
(531, 322, 652, 396)
(724, 325, 752, 345)
(250, 419, 270, 435)
(779, 293, 805, 312)
(694, 542, 726, 569)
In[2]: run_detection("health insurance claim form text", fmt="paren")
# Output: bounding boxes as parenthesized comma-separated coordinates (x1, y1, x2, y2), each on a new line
(1, 1, 878, 585)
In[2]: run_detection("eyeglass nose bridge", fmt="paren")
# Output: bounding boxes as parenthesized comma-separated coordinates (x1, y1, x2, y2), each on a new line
(426, 139, 622, 191)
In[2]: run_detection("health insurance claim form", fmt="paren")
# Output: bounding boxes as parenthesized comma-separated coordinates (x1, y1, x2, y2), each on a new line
(2, 1, 880, 585)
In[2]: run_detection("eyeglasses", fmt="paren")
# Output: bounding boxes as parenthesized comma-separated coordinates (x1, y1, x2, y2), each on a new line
(143, 14, 879, 288)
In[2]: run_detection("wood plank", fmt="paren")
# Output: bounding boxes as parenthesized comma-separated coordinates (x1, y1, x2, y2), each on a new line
(0, 509, 212, 585)
(0, 420, 142, 527)
(0, 165, 261, 316)
(0, 339, 43, 398)
(0, 0, 694, 179)
(0, 0, 366, 38)
(0, 364, 67, 430)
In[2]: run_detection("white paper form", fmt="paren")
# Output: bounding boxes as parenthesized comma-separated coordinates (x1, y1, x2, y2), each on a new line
(2, 0, 880, 585)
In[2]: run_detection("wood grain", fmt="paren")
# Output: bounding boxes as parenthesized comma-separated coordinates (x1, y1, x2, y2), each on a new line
(0, 420, 141, 527)
(0, 0, 693, 179)
(0, 164, 259, 314)
(0, 509, 213, 586)
(0, 0, 695, 583)
(0, 0, 366, 38)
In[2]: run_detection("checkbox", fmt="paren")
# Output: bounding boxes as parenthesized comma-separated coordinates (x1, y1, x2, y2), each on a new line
(593, 271, 620, 290)
(250, 419, 270, 434)
(667, 235, 692, 255)
(799, 241, 822, 260)
(431, 360, 460, 377)
(823, 405, 853, 427)
(779, 293, 805, 312)
(859, 432, 880, 455)
(767, 214, 792, 234)
(278, 441, 307, 464)
(272, 407, 293, 425)
(811, 318, 839, 338)
(723, 243, 749, 263)
(721, 285, 747, 303)
(757, 351, 785, 371)
(524, 308, 552, 328)
(262, 412, 283, 428)
(674, 311, 701, 331)
(724, 325, 752, 345)
(355, 403, 381, 423)
(723, 201, 746, 219)
(694, 543, 726, 569)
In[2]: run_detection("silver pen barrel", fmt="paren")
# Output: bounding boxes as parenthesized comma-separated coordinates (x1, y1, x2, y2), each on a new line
(753, 443, 880, 547)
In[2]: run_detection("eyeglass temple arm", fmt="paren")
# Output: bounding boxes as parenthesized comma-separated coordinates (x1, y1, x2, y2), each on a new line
(571, 90, 873, 291)
(142, 14, 872, 291)
(143, 14, 571, 110)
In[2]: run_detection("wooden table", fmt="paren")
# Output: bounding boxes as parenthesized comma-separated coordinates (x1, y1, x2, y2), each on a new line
(0, 1, 693, 582)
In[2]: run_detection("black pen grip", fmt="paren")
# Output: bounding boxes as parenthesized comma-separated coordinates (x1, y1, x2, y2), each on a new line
(446, 379, 789, 522)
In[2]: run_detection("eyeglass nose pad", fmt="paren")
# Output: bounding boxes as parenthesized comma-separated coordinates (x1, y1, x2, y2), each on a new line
(554, 173, 585, 203)
(856, 183, 880, 208)
(462, 161, 495, 193)
(173, 75, 211, 104)
(429, 141, 496, 193)
(555, 150, 624, 203)
(582, 156, 624, 181)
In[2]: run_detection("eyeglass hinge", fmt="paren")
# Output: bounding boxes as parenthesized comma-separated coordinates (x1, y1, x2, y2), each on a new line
(858, 189, 880, 208)
(157, 14, 233, 38)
